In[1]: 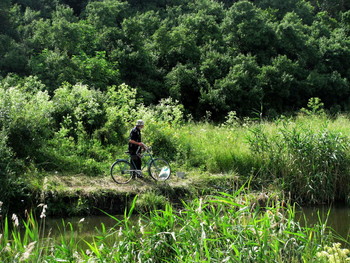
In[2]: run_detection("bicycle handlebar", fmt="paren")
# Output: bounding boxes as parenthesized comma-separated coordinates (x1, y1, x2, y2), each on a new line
(136, 145, 152, 155)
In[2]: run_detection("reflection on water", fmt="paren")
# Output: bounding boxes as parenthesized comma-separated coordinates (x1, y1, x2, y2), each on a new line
(44, 215, 124, 242)
(297, 204, 350, 246)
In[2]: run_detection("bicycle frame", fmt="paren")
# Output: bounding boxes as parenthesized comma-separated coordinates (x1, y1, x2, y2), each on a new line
(128, 147, 154, 175)
(111, 146, 171, 183)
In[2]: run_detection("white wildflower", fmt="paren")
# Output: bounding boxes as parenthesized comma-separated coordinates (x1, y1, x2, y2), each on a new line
(118, 227, 123, 237)
(20, 241, 37, 262)
(38, 204, 48, 219)
(12, 213, 19, 227)
(196, 198, 203, 213)
(316, 243, 350, 262)
(138, 218, 145, 235)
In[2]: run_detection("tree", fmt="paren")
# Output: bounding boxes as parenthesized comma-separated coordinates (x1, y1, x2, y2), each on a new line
(82, 0, 129, 28)
(318, 28, 350, 78)
(28, 49, 77, 92)
(153, 21, 200, 71)
(0, 35, 27, 74)
(309, 11, 338, 39)
(306, 71, 350, 111)
(259, 55, 302, 114)
(179, 11, 222, 47)
(199, 48, 231, 86)
(62, 0, 88, 15)
(114, 11, 164, 103)
(165, 63, 201, 116)
(52, 83, 106, 136)
(50, 5, 84, 55)
(221, 1, 277, 63)
(0, 82, 54, 161)
(256, 0, 314, 24)
(309, 0, 350, 17)
(341, 10, 350, 35)
(72, 51, 120, 91)
(275, 12, 317, 67)
(0, 0, 12, 34)
(12, 0, 59, 18)
(20, 4, 94, 55)
(201, 54, 262, 117)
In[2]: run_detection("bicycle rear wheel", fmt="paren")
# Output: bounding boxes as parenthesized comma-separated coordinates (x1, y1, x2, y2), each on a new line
(148, 158, 171, 181)
(110, 160, 133, 184)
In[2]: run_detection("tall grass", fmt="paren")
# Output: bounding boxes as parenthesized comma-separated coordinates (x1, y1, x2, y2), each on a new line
(146, 114, 350, 204)
(246, 116, 350, 204)
(1, 190, 348, 262)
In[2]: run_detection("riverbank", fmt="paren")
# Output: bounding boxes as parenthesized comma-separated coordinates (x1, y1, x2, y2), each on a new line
(16, 171, 242, 216)
(2, 185, 349, 262)
(2, 170, 350, 262)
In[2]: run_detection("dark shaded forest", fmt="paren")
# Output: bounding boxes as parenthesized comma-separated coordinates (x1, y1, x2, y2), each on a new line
(1, 0, 350, 119)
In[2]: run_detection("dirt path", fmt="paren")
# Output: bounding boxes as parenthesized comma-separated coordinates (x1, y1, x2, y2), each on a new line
(34, 172, 239, 216)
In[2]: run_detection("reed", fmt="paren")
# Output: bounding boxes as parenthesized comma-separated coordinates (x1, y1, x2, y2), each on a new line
(151, 114, 350, 204)
(79, 190, 345, 262)
(246, 115, 350, 204)
(0, 190, 348, 262)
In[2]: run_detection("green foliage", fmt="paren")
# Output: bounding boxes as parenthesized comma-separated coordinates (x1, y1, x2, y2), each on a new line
(300, 97, 325, 115)
(0, 128, 15, 205)
(1, 0, 350, 118)
(2, 0, 350, 210)
(205, 54, 262, 116)
(0, 193, 336, 262)
(0, 83, 53, 161)
(165, 64, 201, 115)
(260, 55, 301, 113)
(102, 83, 138, 145)
(72, 51, 120, 90)
(222, 1, 276, 60)
(82, 0, 128, 28)
(52, 83, 105, 135)
(135, 190, 169, 213)
(247, 117, 350, 204)
(221, 110, 240, 127)
(149, 97, 185, 125)
(29, 49, 76, 92)
(140, 99, 185, 160)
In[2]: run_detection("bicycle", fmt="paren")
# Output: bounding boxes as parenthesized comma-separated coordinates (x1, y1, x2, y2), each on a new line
(110, 147, 171, 184)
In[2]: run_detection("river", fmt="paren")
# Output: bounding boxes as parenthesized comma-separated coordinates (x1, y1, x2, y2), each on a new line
(297, 204, 350, 246)
(44, 205, 350, 247)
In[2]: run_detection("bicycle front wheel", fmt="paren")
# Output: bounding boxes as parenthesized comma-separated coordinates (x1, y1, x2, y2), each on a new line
(110, 160, 133, 184)
(148, 158, 171, 181)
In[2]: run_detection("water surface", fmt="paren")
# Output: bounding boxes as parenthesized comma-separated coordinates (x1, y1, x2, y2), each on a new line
(297, 204, 350, 246)
(44, 205, 350, 246)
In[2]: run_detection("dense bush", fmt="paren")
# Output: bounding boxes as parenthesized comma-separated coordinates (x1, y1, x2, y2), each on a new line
(1, 0, 350, 119)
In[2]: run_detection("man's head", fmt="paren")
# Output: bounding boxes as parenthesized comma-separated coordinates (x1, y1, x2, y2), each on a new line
(136, 119, 144, 128)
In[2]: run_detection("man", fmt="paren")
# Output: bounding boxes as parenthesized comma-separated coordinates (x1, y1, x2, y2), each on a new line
(128, 120, 146, 174)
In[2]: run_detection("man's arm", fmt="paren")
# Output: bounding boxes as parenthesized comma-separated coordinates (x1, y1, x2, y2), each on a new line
(129, 139, 145, 148)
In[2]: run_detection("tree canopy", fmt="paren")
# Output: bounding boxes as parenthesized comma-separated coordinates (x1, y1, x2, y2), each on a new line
(0, 0, 350, 119)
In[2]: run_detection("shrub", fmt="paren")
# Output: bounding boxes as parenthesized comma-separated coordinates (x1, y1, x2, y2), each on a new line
(52, 83, 106, 137)
(0, 85, 53, 162)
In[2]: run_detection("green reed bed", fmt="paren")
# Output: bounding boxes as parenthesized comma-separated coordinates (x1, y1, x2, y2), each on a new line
(245, 115, 350, 204)
(1, 190, 349, 262)
(163, 114, 350, 205)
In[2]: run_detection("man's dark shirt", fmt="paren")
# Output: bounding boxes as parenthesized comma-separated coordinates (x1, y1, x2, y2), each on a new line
(128, 126, 141, 154)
